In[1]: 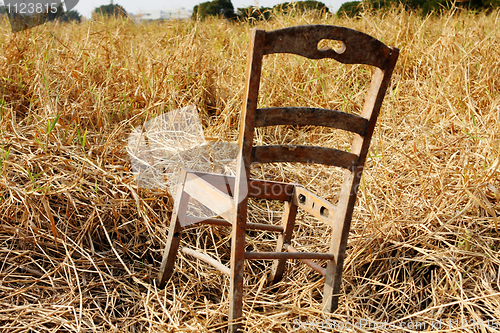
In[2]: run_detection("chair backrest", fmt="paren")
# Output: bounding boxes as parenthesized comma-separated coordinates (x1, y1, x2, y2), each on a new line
(238, 25, 398, 170)
(234, 24, 398, 245)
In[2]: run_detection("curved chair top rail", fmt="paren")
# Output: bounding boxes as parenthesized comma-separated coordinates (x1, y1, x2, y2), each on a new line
(262, 25, 393, 69)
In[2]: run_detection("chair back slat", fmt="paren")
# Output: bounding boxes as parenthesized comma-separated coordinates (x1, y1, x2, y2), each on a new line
(255, 107, 369, 136)
(263, 25, 392, 69)
(252, 145, 358, 169)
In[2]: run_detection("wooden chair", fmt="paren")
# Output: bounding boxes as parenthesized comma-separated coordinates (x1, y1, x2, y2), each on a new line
(157, 25, 399, 332)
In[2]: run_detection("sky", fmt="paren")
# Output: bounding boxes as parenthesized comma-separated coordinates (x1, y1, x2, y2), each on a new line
(71, 0, 347, 18)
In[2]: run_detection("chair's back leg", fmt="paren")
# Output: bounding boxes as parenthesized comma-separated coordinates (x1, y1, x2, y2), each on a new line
(157, 171, 191, 289)
(322, 169, 360, 312)
(269, 200, 298, 285)
(322, 251, 343, 312)
(322, 52, 399, 310)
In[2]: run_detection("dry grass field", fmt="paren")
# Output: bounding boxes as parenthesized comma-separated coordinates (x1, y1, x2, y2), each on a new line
(1, 7, 500, 332)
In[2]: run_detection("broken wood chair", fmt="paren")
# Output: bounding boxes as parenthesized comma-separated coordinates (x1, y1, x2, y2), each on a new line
(157, 25, 399, 332)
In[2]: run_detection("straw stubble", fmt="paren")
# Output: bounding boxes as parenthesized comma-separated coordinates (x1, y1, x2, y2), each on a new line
(0, 8, 500, 332)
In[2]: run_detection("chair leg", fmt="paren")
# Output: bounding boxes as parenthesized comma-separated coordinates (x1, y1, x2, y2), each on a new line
(157, 189, 190, 289)
(269, 201, 298, 285)
(322, 206, 350, 312)
(322, 256, 343, 312)
(228, 271, 244, 333)
(228, 201, 248, 332)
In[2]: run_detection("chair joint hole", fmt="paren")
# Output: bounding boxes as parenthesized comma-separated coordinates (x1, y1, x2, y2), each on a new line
(298, 194, 306, 204)
(320, 206, 329, 218)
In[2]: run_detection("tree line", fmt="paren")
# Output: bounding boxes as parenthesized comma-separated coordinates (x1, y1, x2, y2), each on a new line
(193, 0, 330, 21)
(3, 0, 497, 25)
(337, 0, 499, 16)
(193, 0, 499, 20)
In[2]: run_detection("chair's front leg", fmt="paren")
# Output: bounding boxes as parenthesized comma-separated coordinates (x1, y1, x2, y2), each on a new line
(157, 170, 190, 289)
(228, 200, 248, 332)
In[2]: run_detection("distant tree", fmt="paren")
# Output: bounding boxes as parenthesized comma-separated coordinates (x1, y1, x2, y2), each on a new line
(47, 3, 65, 21)
(58, 10, 82, 23)
(336, 1, 364, 16)
(236, 6, 272, 21)
(273, 1, 330, 14)
(192, 0, 235, 19)
(336, 0, 391, 17)
(405, 0, 500, 13)
(349, 0, 500, 15)
(484, 0, 500, 7)
(92, 4, 128, 19)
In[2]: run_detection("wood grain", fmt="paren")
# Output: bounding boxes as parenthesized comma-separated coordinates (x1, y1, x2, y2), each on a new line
(263, 25, 392, 69)
(252, 145, 358, 169)
(255, 107, 368, 136)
